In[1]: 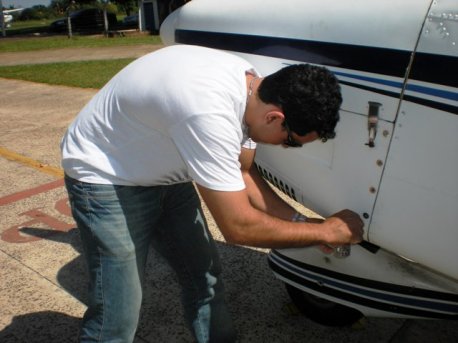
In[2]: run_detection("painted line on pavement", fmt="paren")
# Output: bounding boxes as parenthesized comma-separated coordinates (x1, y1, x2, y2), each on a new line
(0, 146, 64, 178)
(0, 179, 64, 206)
(0, 146, 64, 206)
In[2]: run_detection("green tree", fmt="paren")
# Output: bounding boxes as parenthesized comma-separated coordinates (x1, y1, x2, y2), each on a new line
(19, 5, 53, 20)
(112, 0, 137, 16)
(50, 0, 98, 15)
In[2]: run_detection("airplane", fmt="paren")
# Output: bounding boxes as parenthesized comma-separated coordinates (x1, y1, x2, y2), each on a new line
(1, 8, 23, 27)
(159, 0, 458, 327)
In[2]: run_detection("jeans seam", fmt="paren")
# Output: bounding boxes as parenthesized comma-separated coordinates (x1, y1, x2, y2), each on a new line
(97, 252, 105, 343)
(86, 183, 105, 343)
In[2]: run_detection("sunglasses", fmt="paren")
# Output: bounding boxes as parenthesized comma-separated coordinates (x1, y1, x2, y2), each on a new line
(283, 120, 303, 147)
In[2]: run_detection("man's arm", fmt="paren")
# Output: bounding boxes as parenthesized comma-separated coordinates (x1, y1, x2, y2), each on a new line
(197, 183, 363, 249)
(238, 147, 297, 220)
(237, 147, 343, 253)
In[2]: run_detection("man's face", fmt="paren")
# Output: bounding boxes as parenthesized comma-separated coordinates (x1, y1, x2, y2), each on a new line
(249, 121, 319, 147)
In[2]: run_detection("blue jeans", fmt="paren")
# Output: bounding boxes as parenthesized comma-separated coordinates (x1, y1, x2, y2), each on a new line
(65, 176, 236, 343)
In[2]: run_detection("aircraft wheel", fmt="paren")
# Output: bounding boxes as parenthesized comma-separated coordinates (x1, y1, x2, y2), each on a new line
(285, 284, 363, 326)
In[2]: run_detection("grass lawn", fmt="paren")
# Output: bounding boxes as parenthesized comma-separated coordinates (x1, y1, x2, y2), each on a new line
(0, 19, 162, 88)
(0, 59, 134, 88)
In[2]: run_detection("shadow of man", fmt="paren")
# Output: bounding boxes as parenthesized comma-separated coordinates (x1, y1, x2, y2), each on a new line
(3, 225, 291, 342)
(0, 311, 81, 343)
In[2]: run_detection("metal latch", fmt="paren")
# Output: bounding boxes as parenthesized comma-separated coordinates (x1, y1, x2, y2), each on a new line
(366, 102, 382, 148)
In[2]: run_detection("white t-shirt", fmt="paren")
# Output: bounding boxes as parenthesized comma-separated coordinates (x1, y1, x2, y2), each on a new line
(61, 45, 258, 191)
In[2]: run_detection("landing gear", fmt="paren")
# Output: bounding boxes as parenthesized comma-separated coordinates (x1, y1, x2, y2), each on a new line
(285, 284, 363, 327)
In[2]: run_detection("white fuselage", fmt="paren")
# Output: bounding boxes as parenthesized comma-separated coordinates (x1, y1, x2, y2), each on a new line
(160, 0, 458, 319)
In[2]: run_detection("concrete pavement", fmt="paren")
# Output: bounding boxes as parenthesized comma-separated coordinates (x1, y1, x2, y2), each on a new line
(0, 45, 161, 66)
(0, 45, 457, 342)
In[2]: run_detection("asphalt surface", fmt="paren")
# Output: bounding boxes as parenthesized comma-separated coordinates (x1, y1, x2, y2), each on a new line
(0, 43, 457, 343)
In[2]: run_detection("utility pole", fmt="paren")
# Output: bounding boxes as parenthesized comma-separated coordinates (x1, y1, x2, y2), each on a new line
(0, 0, 6, 38)
(67, 1, 75, 39)
(102, 0, 109, 37)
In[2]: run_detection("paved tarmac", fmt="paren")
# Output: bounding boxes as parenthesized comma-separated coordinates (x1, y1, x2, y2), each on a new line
(0, 44, 457, 342)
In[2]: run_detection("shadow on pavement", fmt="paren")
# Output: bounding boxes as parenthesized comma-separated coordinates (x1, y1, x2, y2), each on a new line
(0, 311, 81, 343)
(0, 226, 282, 342)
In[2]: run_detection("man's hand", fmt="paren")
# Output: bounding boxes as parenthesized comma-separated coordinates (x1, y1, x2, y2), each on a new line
(322, 209, 364, 246)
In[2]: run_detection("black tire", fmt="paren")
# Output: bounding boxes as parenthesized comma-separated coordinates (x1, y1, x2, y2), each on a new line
(285, 284, 363, 327)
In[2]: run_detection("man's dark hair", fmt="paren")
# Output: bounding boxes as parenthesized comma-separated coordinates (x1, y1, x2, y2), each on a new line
(258, 64, 342, 141)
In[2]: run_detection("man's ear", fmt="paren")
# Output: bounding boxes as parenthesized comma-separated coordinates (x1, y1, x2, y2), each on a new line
(265, 110, 285, 124)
